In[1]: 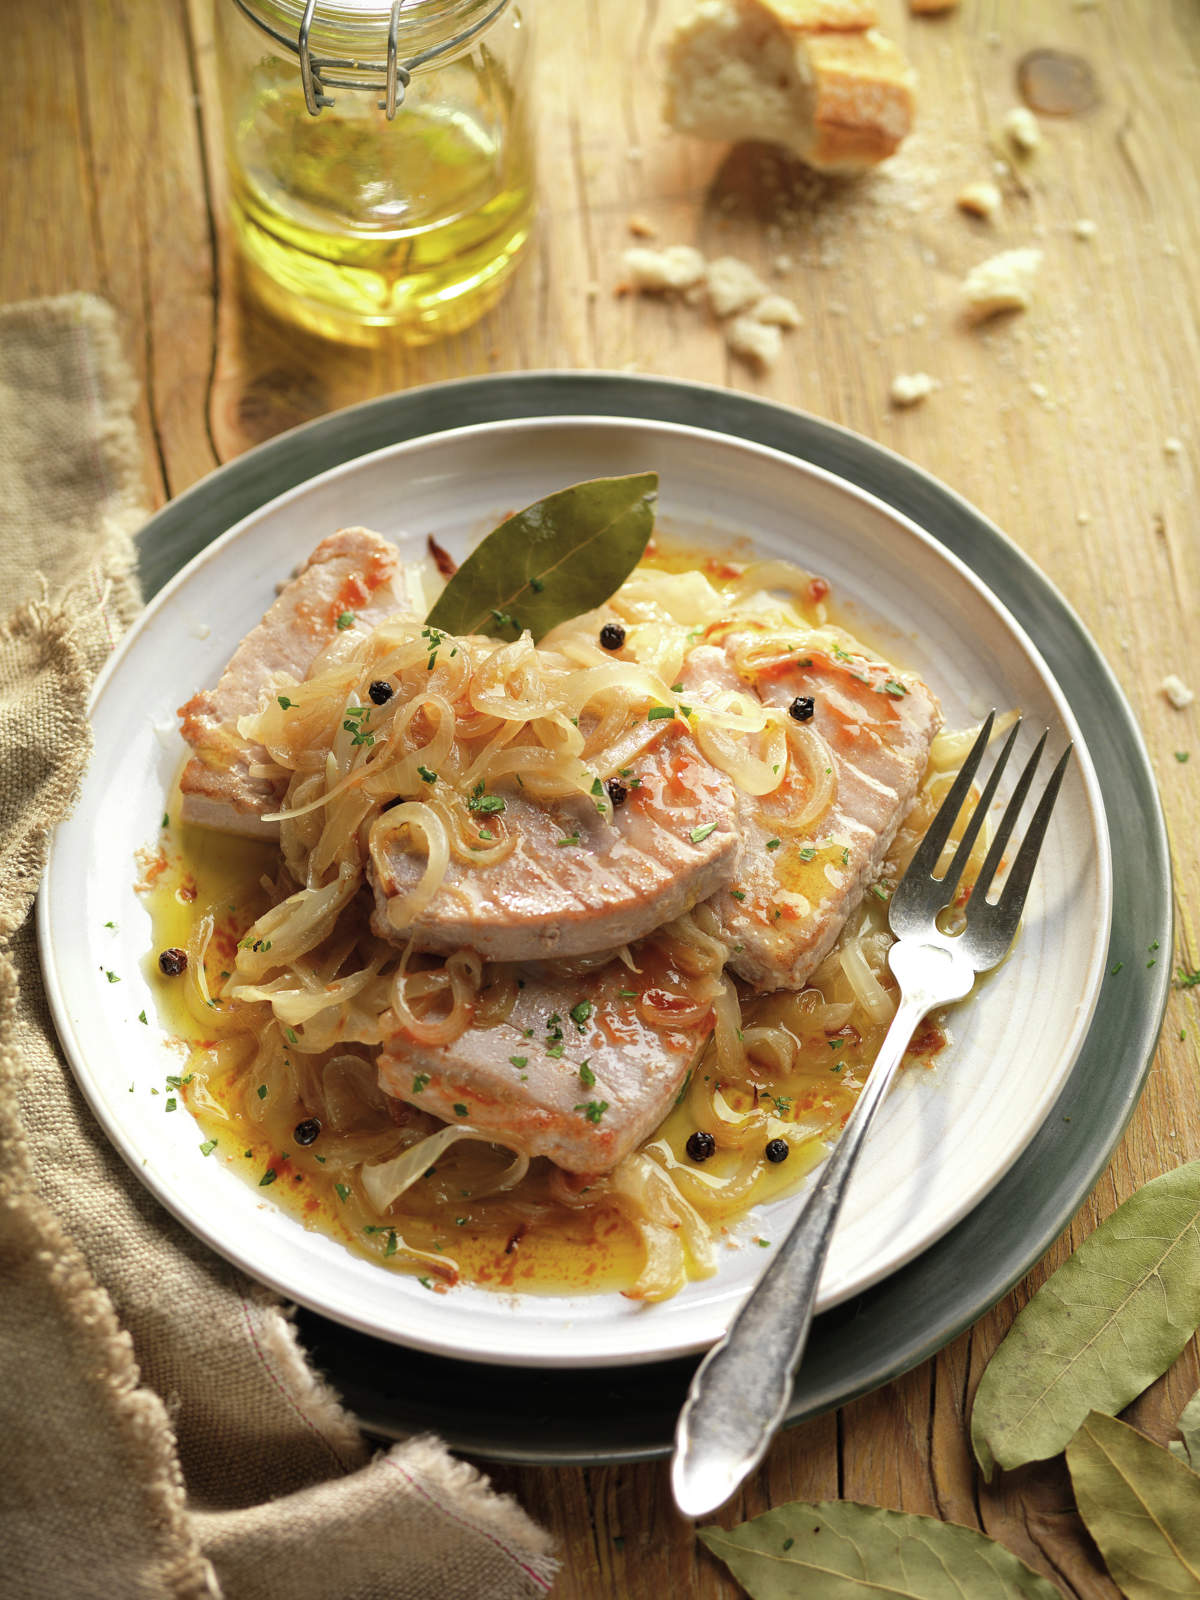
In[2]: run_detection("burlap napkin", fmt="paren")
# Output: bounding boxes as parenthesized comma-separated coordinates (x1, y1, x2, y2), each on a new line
(0, 294, 558, 1600)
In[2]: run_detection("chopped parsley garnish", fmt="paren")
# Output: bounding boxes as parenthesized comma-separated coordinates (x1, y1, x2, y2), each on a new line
(342, 706, 374, 746)
(1176, 751, 1190, 763)
(165, 1074, 193, 1088)
(1110, 962, 1124, 976)
(579, 1061, 596, 1088)
(467, 782, 505, 815)
(832, 644, 852, 662)
(689, 822, 718, 843)
(256, 1084, 268, 1100)
(529, 576, 545, 592)
(797, 846, 816, 861)
(491, 608, 520, 631)
(545, 1043, 565, 1059)
(618, 988, 638, 999)
(285, 1027, 298, 1044)
(647, 705, 674, 721)
(335, 1183, 351, 1201)
(828, 1039, 844, 1050)
(277, 695, 295, 709)
(104, 970, 120, 983)
(412, 1073, 431, 1093)
(477, 828, 494, 842)
(842, 847, 850, 866)
(569, 1000, 593, 1029)
(417, 1276, 435, 1290)
(417, 766, 438, 783)
(335, 611, 356, 630)
(453, 1103, 469, 1117)
(199, 1139, 218, 1157)
(384, 1229, 398, 1257)
(574, 1100, 609, 1123)
(880, 679, 908, 697)
(765, 839, 781, 852)
(165, 1098, 177, 1113)
(557, 832, 581, 847)
(870, 882, 892, 900)
(137, 1010, 148, 1025)
(1177, 966, 1200, 989)
(259, 1169, 277, 1187)
(509, 1055, 527, 1069)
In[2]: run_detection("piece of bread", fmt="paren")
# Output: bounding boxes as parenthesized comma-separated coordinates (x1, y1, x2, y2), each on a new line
(663, 0, 916, 173)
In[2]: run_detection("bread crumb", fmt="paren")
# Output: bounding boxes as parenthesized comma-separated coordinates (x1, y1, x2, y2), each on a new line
(726, 314, 783, 369)
(750, 292, 802, 327)
(961, 247, 1042, 323)
(706, 255, 769, 317)
(1162, 674, 1195, 709)
(1164, 436, 1184, 456)
(627, 215, 657, 239)
(621, 245, 707, 292)
(890, 371, 938, 407)
(1003, 106, 1041, 154)
(957, 180, 1002, 220)
(1073, 218, 1098, 240)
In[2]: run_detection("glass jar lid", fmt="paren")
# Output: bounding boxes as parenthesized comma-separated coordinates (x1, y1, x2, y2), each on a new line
(230, 0, 513, 117)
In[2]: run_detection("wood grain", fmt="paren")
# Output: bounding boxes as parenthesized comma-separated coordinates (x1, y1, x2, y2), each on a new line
(8, 1, 1200, 1595)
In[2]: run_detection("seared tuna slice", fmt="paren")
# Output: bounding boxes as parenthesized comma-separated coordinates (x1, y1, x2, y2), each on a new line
(178, 528, 411, 837)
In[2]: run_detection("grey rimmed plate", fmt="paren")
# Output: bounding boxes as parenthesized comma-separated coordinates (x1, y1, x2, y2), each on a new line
(48, 374, 1170, 1462)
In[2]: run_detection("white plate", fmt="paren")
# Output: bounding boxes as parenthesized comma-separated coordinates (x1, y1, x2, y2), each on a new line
(39, 416, 1112, 1368)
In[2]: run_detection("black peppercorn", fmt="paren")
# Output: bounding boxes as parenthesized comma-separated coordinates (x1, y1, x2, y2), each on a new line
(765, 1137, 789, 1163)
(685, 1130, 716, 1162)
(158, 947, 187, 977)
(293, 1118, 321, 1146)
(788, 696, 815, 722)
(605, 778, 628, 808)
(599, 622, 626, 651)
(368, 679, 394, 705)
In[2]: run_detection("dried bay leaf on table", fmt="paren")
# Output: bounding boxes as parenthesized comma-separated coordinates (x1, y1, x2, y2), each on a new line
(1169, 1387, 1200, 1467)
(424, 473, 658, 642)
(1066, 1410, 1200, 1600)
(699, 1501, 1062, 1599)
(971, 1160, 1200, 1479)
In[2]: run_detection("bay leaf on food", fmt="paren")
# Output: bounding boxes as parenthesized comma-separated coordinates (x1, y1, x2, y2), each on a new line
(1169, 1387, 1200, 1467)
(971, 1160, 1200, 1479)
(699, 1499, 1061, 1599)
(1066, 1409, 1200, 1600)
(424, 473, 658, 642)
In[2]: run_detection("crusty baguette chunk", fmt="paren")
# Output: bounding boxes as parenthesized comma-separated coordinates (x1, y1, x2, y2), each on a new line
(663, 0, 916, 173)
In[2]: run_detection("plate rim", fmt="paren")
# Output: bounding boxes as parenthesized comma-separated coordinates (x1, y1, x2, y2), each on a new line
(47, 372, 1170, 1460)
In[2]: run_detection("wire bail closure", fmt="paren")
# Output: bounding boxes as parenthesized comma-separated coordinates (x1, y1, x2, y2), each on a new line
(231, 0, 510, 119)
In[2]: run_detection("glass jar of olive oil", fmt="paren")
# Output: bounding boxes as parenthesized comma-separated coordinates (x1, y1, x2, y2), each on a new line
(215, 0, 535, 343)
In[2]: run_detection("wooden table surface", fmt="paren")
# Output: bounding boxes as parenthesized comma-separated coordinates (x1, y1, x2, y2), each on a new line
(10, 2, 1199, 1595)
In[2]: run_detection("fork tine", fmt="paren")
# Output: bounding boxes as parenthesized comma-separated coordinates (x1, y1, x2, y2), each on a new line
(898, 712, 996, 892)
(966, 728, 1048, 910)
(986, 742, 1073, 930)
(933, 717, 1022, 910)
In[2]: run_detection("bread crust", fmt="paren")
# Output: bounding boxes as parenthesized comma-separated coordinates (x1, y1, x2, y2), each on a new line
(664, 0, 915, 173)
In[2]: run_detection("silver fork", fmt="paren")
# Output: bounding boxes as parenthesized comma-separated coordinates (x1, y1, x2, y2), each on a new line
(671, 712, 1073, 1519)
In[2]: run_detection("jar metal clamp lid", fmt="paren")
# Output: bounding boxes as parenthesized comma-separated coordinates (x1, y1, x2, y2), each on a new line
(229, 0, 513, 119)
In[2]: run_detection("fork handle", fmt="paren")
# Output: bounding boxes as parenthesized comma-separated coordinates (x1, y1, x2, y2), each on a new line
(671, 942, 974, 1519)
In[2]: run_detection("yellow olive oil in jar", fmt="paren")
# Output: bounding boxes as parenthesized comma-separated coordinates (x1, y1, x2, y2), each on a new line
(215, 0, 535, 342)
